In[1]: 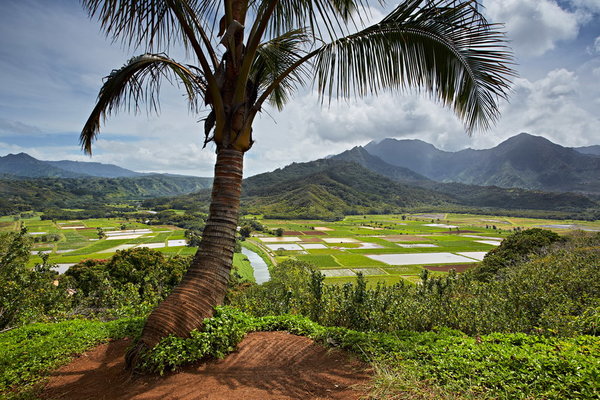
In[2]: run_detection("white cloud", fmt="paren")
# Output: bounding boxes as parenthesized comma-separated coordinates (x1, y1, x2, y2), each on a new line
(589, 36, 600, 54)
(483, 0, 579, 57)
(483, 68, 600, 147)
(0, 118, 41, 135)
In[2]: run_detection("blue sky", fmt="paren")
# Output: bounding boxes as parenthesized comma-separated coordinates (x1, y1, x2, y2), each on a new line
(0, 0, 599, 177)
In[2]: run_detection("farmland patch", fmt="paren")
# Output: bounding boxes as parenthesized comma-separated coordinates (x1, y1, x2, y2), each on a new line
(260, 237, 301, 242)
(457, 252, 488, 261)
(266, 243, 303, 251)
(322, 238, 359, 243)
(367, 252, 478, 265)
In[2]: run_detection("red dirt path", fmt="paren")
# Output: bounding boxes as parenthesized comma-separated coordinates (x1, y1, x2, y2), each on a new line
(41, 332, 371, 400)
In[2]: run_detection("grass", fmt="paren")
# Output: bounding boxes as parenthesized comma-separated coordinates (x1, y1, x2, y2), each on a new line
(0, 318, 144, 398)
(296, 254, 341, 267)
(333, 253, 387, 267)
(253, 213, 600, 284)
(233, 253, 256, 282)
(4, 212, 600, 284)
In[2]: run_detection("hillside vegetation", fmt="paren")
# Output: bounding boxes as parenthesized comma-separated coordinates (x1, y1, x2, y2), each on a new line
(0, 175, 212, 215)
(365, 133, 600, 194)
(142, 158, 600, 220)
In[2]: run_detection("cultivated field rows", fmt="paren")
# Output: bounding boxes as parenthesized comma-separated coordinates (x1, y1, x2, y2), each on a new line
(2, 212, 599, 285)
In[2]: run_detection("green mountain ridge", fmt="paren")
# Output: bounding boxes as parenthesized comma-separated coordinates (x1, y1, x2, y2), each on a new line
(46, 159, 144, 178)
(143, 157, 599, 220)
(365, 133, 600, 194)
(0, 175, 213, 215)
(0, 153, 87, 178)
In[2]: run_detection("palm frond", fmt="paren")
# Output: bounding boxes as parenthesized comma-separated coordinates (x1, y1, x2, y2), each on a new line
(251, 0, 367, 41)
(81, 53, 206, 154)
(313, 0, 516, 132)
(82, 0, 220, 52)
(251, 29, 312, 110)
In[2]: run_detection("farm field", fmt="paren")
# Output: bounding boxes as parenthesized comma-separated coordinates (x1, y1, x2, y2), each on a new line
(1, 215, 258, 280)
(3, 212, 600, 285)
(248, 212, 600, 285)
(1, 216, 190, 267)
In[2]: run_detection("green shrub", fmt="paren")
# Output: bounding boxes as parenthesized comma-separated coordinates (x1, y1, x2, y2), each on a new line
(0, 230, 71, 330)
(65, 248, 190, 318)
(471, 228, 563, 282)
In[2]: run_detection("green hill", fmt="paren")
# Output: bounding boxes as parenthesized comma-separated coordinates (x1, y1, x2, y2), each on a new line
(143, 157, 599, 220)
(0, 175, 212, 215)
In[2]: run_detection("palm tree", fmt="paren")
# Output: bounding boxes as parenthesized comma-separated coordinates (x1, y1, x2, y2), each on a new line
(81, 0, 514, 364)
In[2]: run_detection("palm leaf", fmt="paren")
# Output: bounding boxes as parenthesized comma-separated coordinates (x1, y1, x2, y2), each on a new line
(82, 0, 220, 52)
(81, 53, 206, 154)
(251, 29, 312, 110)
(250, 0, 367, 41)
(313, 0, 516, 132)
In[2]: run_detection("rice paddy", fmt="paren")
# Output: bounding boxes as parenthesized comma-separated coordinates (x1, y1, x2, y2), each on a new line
(248, 212, 600, 285)
(3, 211, 599, 285)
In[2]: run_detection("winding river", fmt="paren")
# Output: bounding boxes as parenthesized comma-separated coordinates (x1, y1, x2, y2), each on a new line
(241, 247, 270, 283)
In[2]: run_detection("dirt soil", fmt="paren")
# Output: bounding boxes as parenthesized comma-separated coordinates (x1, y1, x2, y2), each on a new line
(41, 331, 371, 400)
(424, 263, 478, 273)
(300, 237, 324, 243)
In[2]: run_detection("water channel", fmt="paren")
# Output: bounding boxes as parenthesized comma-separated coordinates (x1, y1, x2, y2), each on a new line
(241, 247, 270, 283)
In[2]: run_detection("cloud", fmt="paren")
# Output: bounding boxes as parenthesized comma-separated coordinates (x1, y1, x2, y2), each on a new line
(90, 138, 217, 176)
(0, 118, 42, 135)
(588, 36, 600, 54)
(483, 68, 600, 147)
(483, 0, 579, 57)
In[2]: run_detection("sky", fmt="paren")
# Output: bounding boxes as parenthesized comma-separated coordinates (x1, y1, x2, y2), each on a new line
(0, 0, 599, 177)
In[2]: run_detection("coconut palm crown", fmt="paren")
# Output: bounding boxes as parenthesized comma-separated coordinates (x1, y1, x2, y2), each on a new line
(81, 0, 515, 367)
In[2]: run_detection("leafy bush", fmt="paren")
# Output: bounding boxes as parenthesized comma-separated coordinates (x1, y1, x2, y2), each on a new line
(0, 230, 71, 330)
(470, 228, 563, 281)
(64, 248, 189, 318)
(137, 307, 252, 374)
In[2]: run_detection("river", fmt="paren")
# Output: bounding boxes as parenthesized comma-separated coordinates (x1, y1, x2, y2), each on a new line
(241, 247, 270, 283)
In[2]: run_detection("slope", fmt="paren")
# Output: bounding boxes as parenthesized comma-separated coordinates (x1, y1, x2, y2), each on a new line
(0, 153, 87, 178)
(0, 175, 212, 215)
(365, 133, 600, 193)
(46, 160, 143, 178)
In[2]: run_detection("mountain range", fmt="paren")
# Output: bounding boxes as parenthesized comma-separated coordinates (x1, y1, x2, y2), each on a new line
(2, 133, 599, 219)
(0, 153, 148, 178)
(363, 133, 600, 194)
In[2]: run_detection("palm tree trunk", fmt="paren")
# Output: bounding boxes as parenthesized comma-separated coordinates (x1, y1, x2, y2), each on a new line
(126, 147, 244, 367)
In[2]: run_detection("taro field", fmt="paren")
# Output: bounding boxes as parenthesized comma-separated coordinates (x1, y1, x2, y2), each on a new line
(1, 216, 195, 272)
(247, 212, 600, 285)
(3, 212, 599, 285)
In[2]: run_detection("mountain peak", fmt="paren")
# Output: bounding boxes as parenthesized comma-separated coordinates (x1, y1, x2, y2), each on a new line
(4, 152, 36, 159)
(364, 133, 600, 193)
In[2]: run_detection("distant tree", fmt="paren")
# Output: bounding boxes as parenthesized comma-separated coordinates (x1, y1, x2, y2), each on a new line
(185, 229, 202, 247)
(239, 225, 252, 239)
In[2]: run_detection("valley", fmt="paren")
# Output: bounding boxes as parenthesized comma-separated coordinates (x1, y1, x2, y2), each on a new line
(4, 211, 599, 286)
